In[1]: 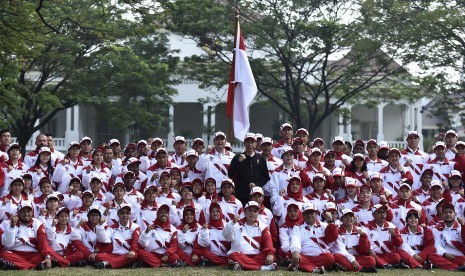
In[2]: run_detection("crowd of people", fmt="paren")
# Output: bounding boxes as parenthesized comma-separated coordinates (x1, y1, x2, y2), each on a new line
(0, 124, 464, 272)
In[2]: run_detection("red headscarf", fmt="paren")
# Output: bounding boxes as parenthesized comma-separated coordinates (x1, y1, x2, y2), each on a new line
(179, 206, 198, 231)
(208, 202, 224, 229)
(286, 178, 303, 201)
(283, 203, 303, 227)
(153, 204, 171, 230)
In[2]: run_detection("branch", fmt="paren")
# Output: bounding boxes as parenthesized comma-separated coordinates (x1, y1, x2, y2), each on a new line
(35, 0, 61, 34)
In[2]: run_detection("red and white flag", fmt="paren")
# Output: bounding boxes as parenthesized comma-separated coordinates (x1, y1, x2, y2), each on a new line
(227, 21, 257, 141)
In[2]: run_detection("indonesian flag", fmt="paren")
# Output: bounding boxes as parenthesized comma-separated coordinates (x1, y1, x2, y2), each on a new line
(227, 21, 257, 141)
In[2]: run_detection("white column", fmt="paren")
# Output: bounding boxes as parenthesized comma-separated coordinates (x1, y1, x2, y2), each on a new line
(31, 119, 40, 149)
(377, 103, 386, 141)
(346, 105, 352, 141)
(403, 104, 410, 138)
(338, 113, 344, 137)
(409, 103, 415, 131)
(65, 106, 80, 146)
(416, 103, 424, 150)
(202, 104, 210, 144)
(167, 105, 175, 152)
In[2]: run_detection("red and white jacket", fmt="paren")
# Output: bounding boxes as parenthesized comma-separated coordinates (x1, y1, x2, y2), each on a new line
(0, 193, 30, 222)
(411, 187, 430, 204)
(197, 222, 230, 257)
(332, 225, 371, 263)
(139, 223, 178, 255)
(362, 220, 403, 254)
(365, 157, 388, 173)
(172, 201, 205, 227)
(399, 225, 434, 257)
(177, 223, 201, 255)
(389, 198, 426, 229)
(1, 160, 29, 196)
(155, 189, 180, 207)
(82, 165, 111, 193)
(96, 221, 140, 255)
(272, 196, 309, 226)
(222, 219, 275, 256)
(304, 164, 330, 194)
(215, 196, 243, 224)
(146, 161, 179, 186)
(289, 220, 338, 256)
(269, 164, 310, 204)
(432, 221, 465, 256)
(400, 148, 429, 189)
(421, 196, 443, 222)
(196, 149, 234, 193)
(352, 203, 377, 226)
(380, 165, 413, 197)
(53, 158, 85, 193)
(45, 224, 81, 255)
(0, 218, 52, 255)
(425, 158, 455, 184)
(271, 139, 293, 159)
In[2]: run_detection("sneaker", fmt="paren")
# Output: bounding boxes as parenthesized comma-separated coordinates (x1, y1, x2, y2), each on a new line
(232, 262, 242, 271)
(35, 263, 46, 271)
(333, 262, 346, 272)
(399, 261, 410, 269)
(288, 263, 300, 272)
(176, 260, 188, 267)
(131, 261, 143, 269)
(312, 266, 326, 274)
(382, 264, 393, 269)
(457, 265, 465, 272)
(94, 261, 109, 269)
(262, 263, 277, 271)
(360, 267, 377, 273)
(423, 260, 433, 270)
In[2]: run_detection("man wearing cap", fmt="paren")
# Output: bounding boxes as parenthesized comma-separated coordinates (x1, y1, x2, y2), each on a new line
(352, 184, 380, 226)
(389, 182, 427, 229)
(79, 136, 93, 164)
(134, 140, 150, 174)
(452, 141, 465, 175)
(352, 140, 365, 155)
(331, 136, 353, 169)
(0, 200, 60, 270)
(306, 173, 335, 217)
(94, 203, 141, 269)
(328, 168, 347, 201)
(291, 137, 308, 169)
(170, 136, 188, 167)
(108, 138, 122, 159)
(332, 209, 377, 272)
(117, 157, 148, 192)
(228, 133, 270, 205)
(362, 204, 404, 268)
(147, 138, 163, 160)
(379, 147, 413, 197)
(289, 203, 338, 273)
(425, 141, 455, 187)
(412, 169, 434, 203)
(0, 177, 30, 222)
(121, 143, 137, 167)
(444, 130, 459, 160)
(429, 202, 465, 271)
(271, 123, 294, 159)
(295, 128, 311, 154)
(313, 137, 326, 153)
(421, 180, 445, 222)
(323, 150, 337, 173)
(304, 148, 330, 194)
(222, 201, 277, 271)
(336, 177, 359, 214)
(400, 131, 429, 187)
(183, 149, 204, 183)
(365, 139, 388, 173)
(1, 143, 29, 196)
(69, 190, 96, 227)
(24, 134, 55, 169)
(269, 146, 311, 205)
(146, 148, 179, 186)
(250, 186, 278, 246)
(0, 128, 11, 162)
(377, 141, 390, 161)
(191, 138, 205, 156)
(53, 141, 85, 194)
(196, 131, 234, 193)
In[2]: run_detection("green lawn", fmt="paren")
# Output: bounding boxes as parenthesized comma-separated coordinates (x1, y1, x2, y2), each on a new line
(1, 267, 459, 276)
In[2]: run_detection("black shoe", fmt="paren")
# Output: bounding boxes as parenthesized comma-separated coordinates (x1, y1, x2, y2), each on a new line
(423, 260, 433, 270)
(131, 261, 144, 269)
(360, 267, 378, 273)
(36, 263, 46, 271)
(457, 265, 465, 272)
(2, 263, 16, 270)
(94, 261, 108, 269)
(70, 260, 87, 267)
(382, 264, 393, 269)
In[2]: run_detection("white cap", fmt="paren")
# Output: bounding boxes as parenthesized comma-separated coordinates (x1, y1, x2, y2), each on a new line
(39, 147, 51, 154)
(406, 130, 420, 139)
(186, 149, 198, 157)
(80, 136, 92, 144)
(332, 136, 345, 144)
(244, 133, 256, 141)
(174, 136, 186, 144)
(87, 205, 102, 215)
(156, 148, 168, 156)
(353, 153, 365, 159)
(127, 157, 141, 165)
(280, 123, 293, 131)
(109, 139, 120, 145)
(214, 131, 226, 139)
(457, 141, 465, 147)
(446, 130, 457, 137)
(296, 128, 309, 136)
(221, 178, 235, 188)
(250, 186, 264, 196)
(137, 140, 147, 146)
(17, 200, 34, 212)
(244, 201, 260, 210)
(313, 173, 326, 181)
(450, 170, 461, 178)
(341, 208, 354, 218)
(302, 203, 318, 212)
(193, 138, 204, 144)
(399, 182, 412, 191)
(378, 141, 389, 149)
(118, 203, 132, 212)
(369, 172, 382, 181)
(325, 202, 337, 212)
(255, 133, 263, 140)
(430, 180, 442, 188)
(152, 137, 164, 145)
(310, 148, 322, 155)
(332, 167, 344, 177)
(281, 146, 293, 157)
(68, 141, 80, 150)
(433, 141, 446, 150)
(373, 204, 388, 213)
(345, 177, 357, 187)
(261, 137, 273, 145)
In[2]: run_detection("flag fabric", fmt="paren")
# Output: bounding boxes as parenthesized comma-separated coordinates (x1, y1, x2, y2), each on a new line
(227, 21, 257, 141)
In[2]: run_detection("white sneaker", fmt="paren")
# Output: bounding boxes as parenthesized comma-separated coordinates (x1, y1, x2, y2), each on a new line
(312, 266, 326, 274)
(261, 263, 277, 271)
(232, 262, 242, 271)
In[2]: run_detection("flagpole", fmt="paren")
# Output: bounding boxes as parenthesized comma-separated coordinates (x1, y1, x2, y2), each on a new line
(228, 11, 240, 144)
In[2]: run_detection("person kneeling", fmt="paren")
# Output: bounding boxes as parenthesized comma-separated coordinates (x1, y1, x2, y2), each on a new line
(222, 201, 276, 271)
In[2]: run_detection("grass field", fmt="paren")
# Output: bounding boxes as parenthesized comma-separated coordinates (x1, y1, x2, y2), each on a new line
(1, 266, 459, 276)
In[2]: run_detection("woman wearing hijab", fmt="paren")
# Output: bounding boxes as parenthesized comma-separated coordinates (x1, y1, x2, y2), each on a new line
(272, 175, 309, 226)
(278, 203, 303, 263)
(137, 204, 179, 268)
(176, 205, 201, 267)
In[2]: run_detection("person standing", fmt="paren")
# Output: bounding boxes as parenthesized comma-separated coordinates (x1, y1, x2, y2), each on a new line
(228, 133, 270, 205)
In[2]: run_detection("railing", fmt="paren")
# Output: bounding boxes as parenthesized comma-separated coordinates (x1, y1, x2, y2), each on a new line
(11, 137, 67, 152)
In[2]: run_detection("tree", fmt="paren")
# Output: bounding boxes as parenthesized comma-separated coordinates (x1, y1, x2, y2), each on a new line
(160, 0, 412, 137)
(360, 0, 465, 129)
(0, 0, 178, 152)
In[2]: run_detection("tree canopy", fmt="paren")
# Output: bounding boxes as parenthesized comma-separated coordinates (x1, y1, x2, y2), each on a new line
(160, 0, 419, 137)
(0, 0, 178, 149)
